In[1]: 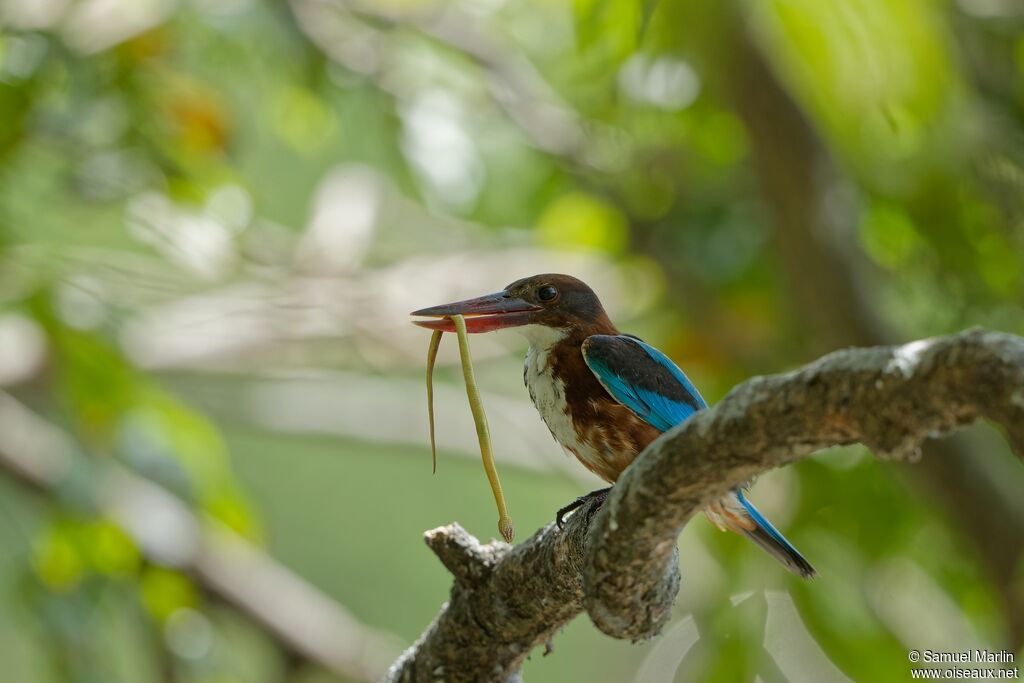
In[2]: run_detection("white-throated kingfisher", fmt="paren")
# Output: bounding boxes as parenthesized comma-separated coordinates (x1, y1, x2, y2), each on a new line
(412, 273, 815, 578)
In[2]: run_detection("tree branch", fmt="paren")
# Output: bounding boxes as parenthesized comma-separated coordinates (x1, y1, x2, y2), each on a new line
(0, 392, 401, 683)
(386, 328, 1024, 681)
(288, 0, 590, 164)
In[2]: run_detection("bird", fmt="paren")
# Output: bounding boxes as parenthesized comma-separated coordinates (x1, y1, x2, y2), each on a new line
(411, 273, 815, 578)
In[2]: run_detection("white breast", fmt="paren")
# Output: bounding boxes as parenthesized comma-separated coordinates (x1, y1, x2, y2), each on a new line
(521, 326, 604, 465)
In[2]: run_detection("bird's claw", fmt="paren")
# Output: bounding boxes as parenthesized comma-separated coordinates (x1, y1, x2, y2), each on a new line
(555, 502, 580, 529)
(555, 486, 612, 529)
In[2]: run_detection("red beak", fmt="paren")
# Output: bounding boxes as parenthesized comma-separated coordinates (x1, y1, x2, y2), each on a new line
(411, 291, 541, 333)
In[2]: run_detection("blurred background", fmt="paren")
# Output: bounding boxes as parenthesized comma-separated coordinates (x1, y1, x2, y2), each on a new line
(1, 0, 1023, 681)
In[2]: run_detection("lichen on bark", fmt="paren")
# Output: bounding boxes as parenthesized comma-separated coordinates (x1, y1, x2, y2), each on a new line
(384, 329, 1024, 683)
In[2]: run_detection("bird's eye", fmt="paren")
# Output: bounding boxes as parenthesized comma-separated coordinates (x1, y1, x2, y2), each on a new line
(538, 285, 558, 302)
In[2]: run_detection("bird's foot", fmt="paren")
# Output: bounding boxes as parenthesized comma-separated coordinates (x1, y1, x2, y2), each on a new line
(556, 486, 611, 529)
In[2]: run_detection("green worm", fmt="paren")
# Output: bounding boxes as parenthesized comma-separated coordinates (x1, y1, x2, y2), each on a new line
(451, 314, 514, 543)
(424, 316, 514, 542)
(426, 329, 443, 474)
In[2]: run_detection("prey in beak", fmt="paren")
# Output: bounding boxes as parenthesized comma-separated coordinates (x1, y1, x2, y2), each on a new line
(411, 291, 541, 333)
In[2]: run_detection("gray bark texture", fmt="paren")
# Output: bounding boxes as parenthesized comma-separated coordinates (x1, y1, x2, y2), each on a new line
(384, 329, 1024, 683)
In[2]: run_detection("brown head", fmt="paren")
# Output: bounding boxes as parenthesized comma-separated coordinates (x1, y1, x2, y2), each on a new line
(411, 274, 616, 339)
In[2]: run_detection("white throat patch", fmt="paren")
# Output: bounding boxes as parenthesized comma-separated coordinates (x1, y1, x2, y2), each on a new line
(517, 324, 568, 350)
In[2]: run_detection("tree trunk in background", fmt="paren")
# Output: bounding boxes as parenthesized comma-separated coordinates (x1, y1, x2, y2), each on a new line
(722, 12, 1024, 646)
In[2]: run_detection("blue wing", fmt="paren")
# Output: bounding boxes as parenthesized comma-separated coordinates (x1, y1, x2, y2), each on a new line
(583, 335, 816, 577)
(581, 335, 707, 433)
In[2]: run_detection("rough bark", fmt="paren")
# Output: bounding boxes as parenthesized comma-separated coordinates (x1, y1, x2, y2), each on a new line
(385, 329, 1024, 682)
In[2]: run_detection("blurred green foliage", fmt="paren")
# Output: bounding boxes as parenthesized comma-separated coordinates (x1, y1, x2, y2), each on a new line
(1, 0, 1023, 681)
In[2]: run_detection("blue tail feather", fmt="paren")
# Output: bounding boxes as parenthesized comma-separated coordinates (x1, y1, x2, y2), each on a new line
(735, 490, 816, 578)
